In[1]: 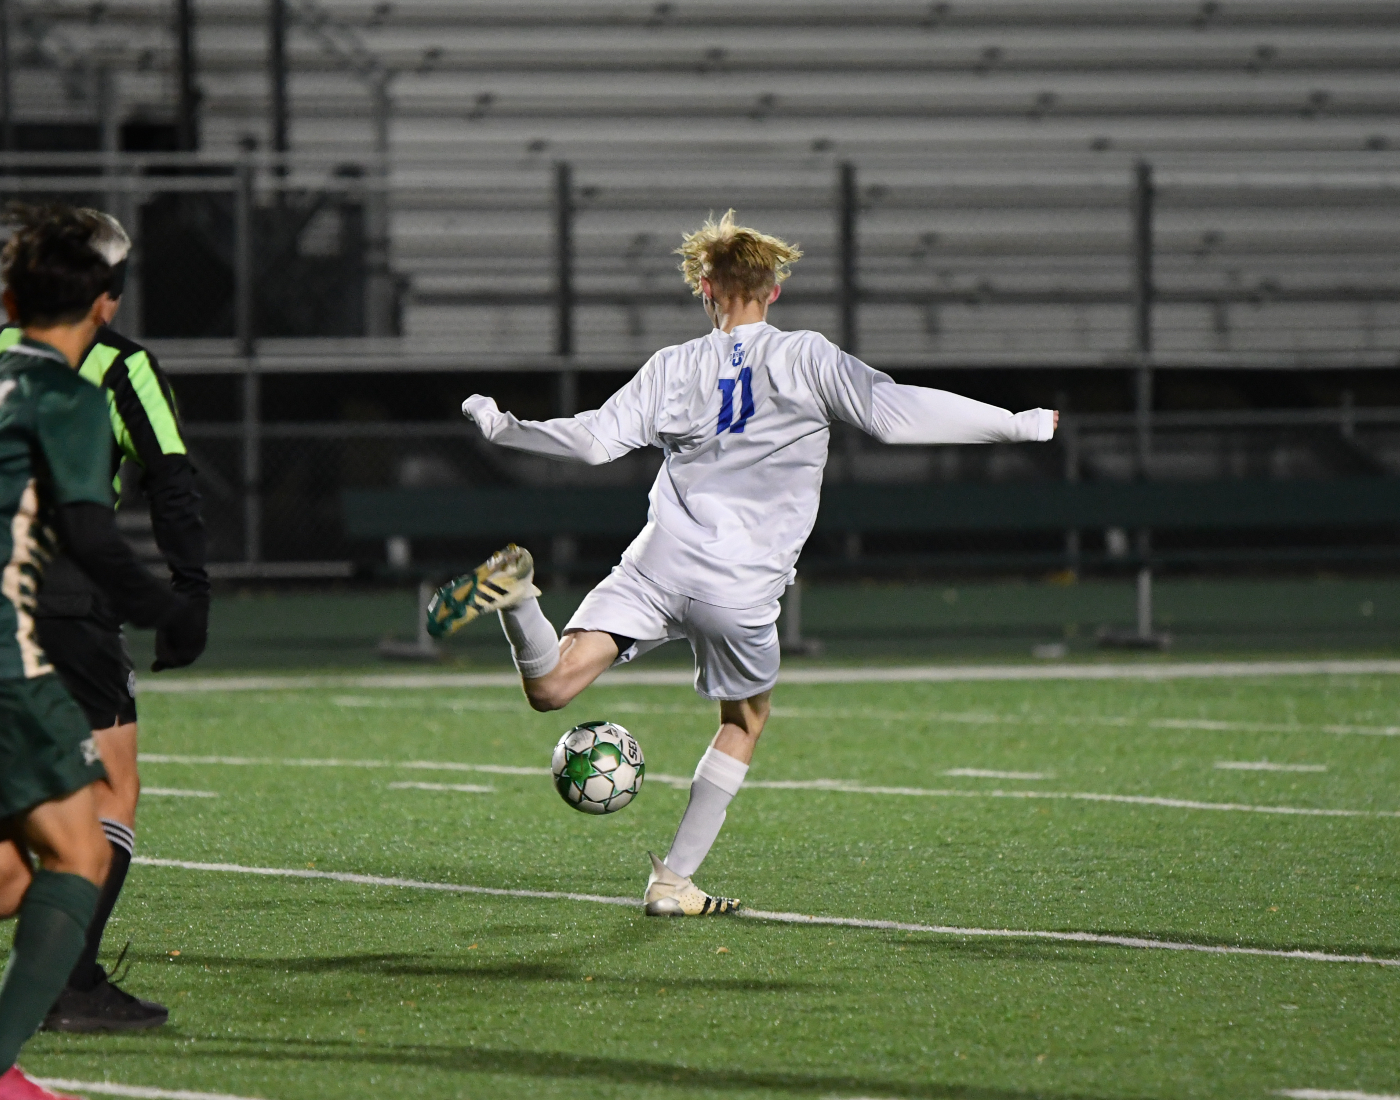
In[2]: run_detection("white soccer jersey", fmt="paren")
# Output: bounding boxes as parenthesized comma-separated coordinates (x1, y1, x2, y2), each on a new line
(463, 321, 1054, 609)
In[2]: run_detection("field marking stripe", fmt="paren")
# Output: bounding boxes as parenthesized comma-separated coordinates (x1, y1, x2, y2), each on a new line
(742, 782, 1400, 818)
(142, 788, 219, 798)
(129, 856, 1400, 968)
(387, 781, 495, 793)
(137, 755, 1400, 818)
(36, 1080, 269, 1100)
(131, 857, 639, 907)
(136, 659, 1400, 694)
(330, 695, 1400, 739)
(1279, 1092, 1400, 1099)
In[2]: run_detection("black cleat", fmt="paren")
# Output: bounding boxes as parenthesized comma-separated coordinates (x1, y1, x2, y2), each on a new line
(43, 968, 168, 1033)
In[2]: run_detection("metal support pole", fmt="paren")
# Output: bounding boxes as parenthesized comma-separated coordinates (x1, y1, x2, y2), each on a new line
(1136, 563, 1153, 638)
(98, 63, 120, 212)
(1132, 160, 1156, 639)
(1132, 160, 1154, 475)
(175, 0, 199, 151)
(363, 73, 395, 335)
(554, 161, 574, 357)
(781, 576, 823, 656)
(236, 160, 261, 563)
(782, 577, 804, 650)
(554, 160, 576, 533)
(0, 0, 12, 152)
(837, 161, 858, 353)
(269, 0, 289, 159)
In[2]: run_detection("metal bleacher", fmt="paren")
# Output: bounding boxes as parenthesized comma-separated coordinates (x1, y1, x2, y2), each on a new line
(7, 0, 1399, 362)
(3, 1, 1399, 598)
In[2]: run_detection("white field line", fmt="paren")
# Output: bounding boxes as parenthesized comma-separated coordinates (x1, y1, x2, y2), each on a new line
(137, 754, 1398, 818)
(1279, 1092, 1400, 1100)
(36, 1080, 269, 1100)
(1216, 761, 1328, 773)
(741, 781, 1400, 818)
(387, 781, 495, 793)
(141, 788, 219, 798)
(333, 693, 1400, 740)
(943, 768, 1050, 780)
(129, 855, 1400, 969)
(136, 659, 1400, 696)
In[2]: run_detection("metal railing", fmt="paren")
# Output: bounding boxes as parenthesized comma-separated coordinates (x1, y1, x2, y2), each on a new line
(3, 152, 1397, 589)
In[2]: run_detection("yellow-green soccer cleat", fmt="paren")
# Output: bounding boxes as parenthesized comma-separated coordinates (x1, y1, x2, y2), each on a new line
(426, 544, 542, 638)
(643, 852, 740, 917)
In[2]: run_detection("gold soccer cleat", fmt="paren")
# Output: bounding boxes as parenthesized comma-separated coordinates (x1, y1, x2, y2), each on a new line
(426, 544, 542, 638)
(643, 852, 740, 917)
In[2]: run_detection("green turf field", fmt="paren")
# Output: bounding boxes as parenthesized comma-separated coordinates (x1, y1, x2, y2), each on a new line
(15, 669, 1400, 1100)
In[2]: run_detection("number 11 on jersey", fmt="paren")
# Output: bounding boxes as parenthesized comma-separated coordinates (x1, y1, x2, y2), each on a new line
(717, 367, 754, 435)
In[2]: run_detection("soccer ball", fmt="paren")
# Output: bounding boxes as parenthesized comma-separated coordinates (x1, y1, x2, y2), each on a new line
(551, 721, 646, 815)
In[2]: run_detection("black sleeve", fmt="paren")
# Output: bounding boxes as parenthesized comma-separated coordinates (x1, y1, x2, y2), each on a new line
(142, 454, 210, 599)
(103, 342, 209, 599)
(55, 502, 181, 629)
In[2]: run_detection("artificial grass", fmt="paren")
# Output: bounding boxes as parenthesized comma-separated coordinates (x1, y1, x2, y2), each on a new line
(15, 673, 1400, 1099)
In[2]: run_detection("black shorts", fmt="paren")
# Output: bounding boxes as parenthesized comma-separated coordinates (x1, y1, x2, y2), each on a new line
(35, 617, 138, 730)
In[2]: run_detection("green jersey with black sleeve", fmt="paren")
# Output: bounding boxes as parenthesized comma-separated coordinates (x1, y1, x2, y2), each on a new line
(0, 340, 131, 677)
(0, 324, 208, 625)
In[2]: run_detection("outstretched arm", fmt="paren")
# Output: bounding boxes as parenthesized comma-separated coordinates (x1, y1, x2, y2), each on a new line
(462, 395, 613, 465)
(462, 358, 664, 465)
(815, 346, 1055, 445)
(867, 379, 1056, 445)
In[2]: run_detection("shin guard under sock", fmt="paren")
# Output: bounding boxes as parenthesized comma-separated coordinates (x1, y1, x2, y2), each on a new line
(498, 595, 560, 678)
(0, 870, 99, 1071)
(664, 747, 749, 879)
(67, 821, 134, 992)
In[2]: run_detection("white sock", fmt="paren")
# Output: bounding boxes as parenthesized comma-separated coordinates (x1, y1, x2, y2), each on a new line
(498, 596, 560, 678)
(663, 746, 749, 879)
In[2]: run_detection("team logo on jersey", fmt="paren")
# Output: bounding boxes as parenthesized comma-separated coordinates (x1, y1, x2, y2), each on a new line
(80, 737, 100, 765)
(730, 342, 745, 368)
(127, 670, 137, 698)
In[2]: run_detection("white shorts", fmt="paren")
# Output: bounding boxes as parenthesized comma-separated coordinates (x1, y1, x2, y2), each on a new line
(564, 561, 781, 702)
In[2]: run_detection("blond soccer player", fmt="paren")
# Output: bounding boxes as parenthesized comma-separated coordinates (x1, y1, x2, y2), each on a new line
(433, 211, 1058, 916)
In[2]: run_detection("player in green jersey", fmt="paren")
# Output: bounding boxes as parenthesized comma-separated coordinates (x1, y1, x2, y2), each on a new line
(0, 205, 203, 1100)
(0, 208, 208, 1032)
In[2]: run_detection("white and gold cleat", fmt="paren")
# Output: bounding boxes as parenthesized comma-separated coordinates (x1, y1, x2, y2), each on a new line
(643, 852, 740, 917)
(426, 543, 542, 638)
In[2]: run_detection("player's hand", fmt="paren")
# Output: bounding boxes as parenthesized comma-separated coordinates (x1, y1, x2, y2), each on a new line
(152, 595, 209, 672)
(461, 394, 502, 430)
(1053, 410, 1060, 430)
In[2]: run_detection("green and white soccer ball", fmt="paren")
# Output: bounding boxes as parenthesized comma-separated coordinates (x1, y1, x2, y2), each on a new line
(551, 721, 646, 815)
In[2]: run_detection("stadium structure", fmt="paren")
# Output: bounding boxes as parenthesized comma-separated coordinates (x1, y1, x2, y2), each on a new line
(1, 0, 1397, 645)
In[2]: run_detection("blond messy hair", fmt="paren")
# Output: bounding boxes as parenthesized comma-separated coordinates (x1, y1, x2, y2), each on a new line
(676, 209, 802, 303)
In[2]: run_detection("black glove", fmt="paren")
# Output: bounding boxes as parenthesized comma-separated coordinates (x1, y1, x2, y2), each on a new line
(152, 596, 209, 672)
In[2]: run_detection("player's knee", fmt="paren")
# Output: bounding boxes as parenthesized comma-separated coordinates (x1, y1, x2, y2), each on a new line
(525, 683, 571, 712)
(0, 862, 30, 919)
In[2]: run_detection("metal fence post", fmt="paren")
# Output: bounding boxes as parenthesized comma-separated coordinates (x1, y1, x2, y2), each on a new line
(554, 161, 574, 358)
(1132, 160, 1162, 644)
(175, 0, 199, 150)
(1, 0, 13, 151)
(364, 72, 395, 335)
(837, 162, 858, 354)
(269, 0, 289, 161)
(236, 157, 261, 563)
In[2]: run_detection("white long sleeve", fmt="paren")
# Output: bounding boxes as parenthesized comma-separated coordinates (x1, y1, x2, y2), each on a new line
(865, 380, 1055, 445)
(462, 321, 1056, 608)
(461, 394, 613, 465)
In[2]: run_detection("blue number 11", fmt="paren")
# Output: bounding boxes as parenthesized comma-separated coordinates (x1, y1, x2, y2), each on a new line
(717, 367, 754, 435)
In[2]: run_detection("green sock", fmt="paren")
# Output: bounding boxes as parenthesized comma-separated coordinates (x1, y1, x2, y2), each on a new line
(0, 870, 99, 1072)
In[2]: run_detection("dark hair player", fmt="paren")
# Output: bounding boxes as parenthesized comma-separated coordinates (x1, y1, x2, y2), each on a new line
(0, 204, 204, 1100)
(0, 208, 209, 1033)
